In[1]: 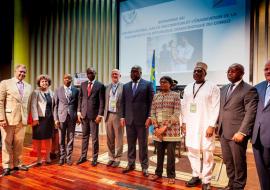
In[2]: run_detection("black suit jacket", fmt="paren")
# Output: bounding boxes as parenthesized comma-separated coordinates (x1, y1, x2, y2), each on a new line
(121, 78, 154, 126)
(217, 81, 258, 139)
(78, 80, 105, 120)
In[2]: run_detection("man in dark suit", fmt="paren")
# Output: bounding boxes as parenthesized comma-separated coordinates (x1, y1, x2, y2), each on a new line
(120, 65, 154, 177)
(217, 63, 258, 190)
(251, 60, 270, 190)
(54, 74, 79, 166)
(77, 67, 105, 166)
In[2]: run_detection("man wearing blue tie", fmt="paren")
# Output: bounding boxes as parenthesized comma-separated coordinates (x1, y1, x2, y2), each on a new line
(251, 60, 270, 190)
(120, 65, 154, 177)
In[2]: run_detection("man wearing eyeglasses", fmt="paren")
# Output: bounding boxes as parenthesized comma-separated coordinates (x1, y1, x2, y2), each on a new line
(181, 62, 220, 190)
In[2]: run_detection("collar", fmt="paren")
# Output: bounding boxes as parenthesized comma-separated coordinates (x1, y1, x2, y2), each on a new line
(232, 79, 242, 88)
(64, 85, 71, 90)
(88, 80, 95, 84)
(132, 78, 141, 84)
(13, 77, 23, 83)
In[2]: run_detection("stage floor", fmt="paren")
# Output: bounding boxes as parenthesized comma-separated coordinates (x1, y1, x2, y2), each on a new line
(0, 133, 259, 190)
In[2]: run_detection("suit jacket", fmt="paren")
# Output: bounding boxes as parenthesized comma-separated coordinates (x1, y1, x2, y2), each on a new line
(104, 82, 123, 121)
(121, 78, 154, 126)
(0, 77, 32, 126)
(53, 86, 79, 123)
(251, 80, 270, 147)
(77, 80, 105, 120)
(31, 89, 54, 120)
(217, 81, 258, 139)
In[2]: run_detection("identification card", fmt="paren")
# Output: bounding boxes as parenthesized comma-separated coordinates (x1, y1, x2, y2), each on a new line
(110, 100, 116, 109)
(190, 103, 197, 113)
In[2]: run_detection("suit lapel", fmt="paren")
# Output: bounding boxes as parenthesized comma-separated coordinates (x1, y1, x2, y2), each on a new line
(263, 81, 270, 109)
(11, 79, 23, 102)
(133, 80, 142, 99)
(224, 81, 243, 106)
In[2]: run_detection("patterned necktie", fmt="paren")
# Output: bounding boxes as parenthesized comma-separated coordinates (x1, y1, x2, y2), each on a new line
(66, 87, 72, 101)
(17, 81, 24, 97)
(264, 84, 270, 107)
(132, 82, 137, 96)
(88, 82, 92, 96)
(112, 84, 117, 95)
(226, 83, 235, 99)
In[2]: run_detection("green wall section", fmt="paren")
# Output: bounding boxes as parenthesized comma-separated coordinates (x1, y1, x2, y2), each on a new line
(14, 0, 30, 82)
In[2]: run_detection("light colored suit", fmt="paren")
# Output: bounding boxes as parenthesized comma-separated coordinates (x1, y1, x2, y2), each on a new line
(31, 89, 54, 120)
(0, 77, 32, 169)
(104, 82, 124, 161)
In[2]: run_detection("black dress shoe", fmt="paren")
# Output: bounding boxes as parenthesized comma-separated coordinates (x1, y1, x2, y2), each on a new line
(76, 157, 87, 165)
(91, 160, 98, 167)
(111, 161, 120, 168)
(142, 169, 149, 177)
(107, 160, 114, 166)
(122, 165, 135, 173)
(219, 186, 233, 190)
(59, 159, 65, 166)
(2, 168, 11, 176)
(202, 183, 211, 190)
(13, 165, 29, 171)
(66, 159, 73, 166)
(185, 176, 202, 187)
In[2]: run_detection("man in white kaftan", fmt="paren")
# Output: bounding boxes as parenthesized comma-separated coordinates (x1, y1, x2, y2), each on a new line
(181, 62, 220, 190)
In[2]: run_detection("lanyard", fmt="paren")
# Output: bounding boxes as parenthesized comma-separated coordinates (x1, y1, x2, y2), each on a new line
(193, 81, 205, 99)
(111, 83, 119, 96)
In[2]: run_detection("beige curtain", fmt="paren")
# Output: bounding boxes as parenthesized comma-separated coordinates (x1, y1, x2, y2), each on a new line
(29, 0, 117, 90)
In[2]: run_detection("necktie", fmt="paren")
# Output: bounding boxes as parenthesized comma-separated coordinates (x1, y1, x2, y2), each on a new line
(132, 82, 137, 96)
(44, 93, 50, 101)
(226, 83, 235, 99)
(112, 84, 117, 95)
(264, 84, 270, 107)
(88, 82, 92, 96)
(17, 81, 24, 97)
(66, 88, 72, 101)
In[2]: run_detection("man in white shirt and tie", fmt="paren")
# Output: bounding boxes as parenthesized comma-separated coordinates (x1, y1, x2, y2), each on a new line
(0, 64, 32, 176)
(54, 74, 79, 166)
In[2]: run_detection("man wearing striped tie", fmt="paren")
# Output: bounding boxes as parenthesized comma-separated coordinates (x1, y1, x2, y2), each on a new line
(252, 60, 270, 190)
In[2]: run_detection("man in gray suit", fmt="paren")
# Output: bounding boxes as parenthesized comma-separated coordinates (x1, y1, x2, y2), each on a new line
(217, 63, 258, 190)
(104, 69, 124, 168)
(120, 65, 154, 177)
(54, 74, 79, 166)
(77, 67, 105, 166)
(251, 60, 270, 190)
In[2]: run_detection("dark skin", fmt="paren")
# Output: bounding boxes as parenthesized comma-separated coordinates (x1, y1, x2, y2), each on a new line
(55, 74, 74, 128)
(227, 64, 245, 143)
(182, 67, 214, 138)
(120, 67, 151, 128)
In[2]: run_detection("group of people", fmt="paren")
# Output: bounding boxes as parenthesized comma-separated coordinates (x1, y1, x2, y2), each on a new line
(0, 61, 269, 190)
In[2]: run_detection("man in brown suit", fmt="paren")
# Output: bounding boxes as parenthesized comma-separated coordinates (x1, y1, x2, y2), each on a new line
(0, 64, 32, 176)
(217, 63, 258, 190)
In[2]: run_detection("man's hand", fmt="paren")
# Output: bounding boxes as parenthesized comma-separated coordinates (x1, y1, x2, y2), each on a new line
(120, 118, 126, 127)
(95, 116, 102, 124)
(145, 118, 152, 128)
(181, 123, 186, 135)
(77, 112, 82, 123)
(32, 120, 39, 127)
(55, 120, 60, 129)
(0, 120, 7, 128)
(206, 126, 215, 138)
(232, 132, 245, 143)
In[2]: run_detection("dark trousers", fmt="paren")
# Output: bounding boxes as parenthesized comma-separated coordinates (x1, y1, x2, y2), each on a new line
(80, 118, 99, 161)
(220, 135, 248, 190)
(126, 123, 148, 169)
(252, 133, 270, 190)
(58, 115, 76, 161)
(155, 141, 176, 178)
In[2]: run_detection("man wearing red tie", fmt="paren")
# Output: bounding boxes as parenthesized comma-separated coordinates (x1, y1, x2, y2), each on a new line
(77, 67, 105, 166)
(0, 64, 32, 176)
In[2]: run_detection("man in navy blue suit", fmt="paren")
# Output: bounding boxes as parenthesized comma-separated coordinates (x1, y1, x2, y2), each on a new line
(120, 65, 154, 177)
(252, 60, 270, 190)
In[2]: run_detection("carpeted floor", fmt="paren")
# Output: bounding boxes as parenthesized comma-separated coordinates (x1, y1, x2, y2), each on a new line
(98, 143, 228, 188)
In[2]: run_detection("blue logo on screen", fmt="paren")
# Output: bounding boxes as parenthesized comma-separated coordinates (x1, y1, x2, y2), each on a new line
(213, 0, 236, 8)
(123, 10, 137, 24)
